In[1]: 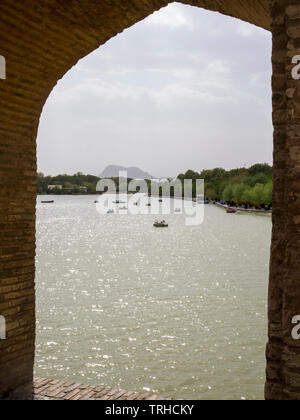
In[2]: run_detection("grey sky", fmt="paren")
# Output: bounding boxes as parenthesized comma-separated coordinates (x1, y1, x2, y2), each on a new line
(37, 3, 273, 178)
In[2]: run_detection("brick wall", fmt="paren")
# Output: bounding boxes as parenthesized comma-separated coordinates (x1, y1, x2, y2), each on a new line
(0, 0, 295, 399)
(266, 0, 300, 400)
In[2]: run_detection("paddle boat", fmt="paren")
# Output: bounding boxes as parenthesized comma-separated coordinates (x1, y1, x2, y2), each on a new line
(41, 200, 54, 204)
(113, 200, 126, 204)
(226, 207, 237, 214)
(153, 220, 168, 228)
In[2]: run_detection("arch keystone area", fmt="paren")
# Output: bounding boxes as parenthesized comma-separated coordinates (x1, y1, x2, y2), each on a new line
(0, 0, 299, 400)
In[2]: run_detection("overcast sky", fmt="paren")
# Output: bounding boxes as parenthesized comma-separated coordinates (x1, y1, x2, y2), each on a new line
(37, 2, 273, 178)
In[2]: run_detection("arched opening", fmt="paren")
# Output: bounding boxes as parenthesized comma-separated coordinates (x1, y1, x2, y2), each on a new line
(35, 3, 272, 400)
(2, 0, 299, 401)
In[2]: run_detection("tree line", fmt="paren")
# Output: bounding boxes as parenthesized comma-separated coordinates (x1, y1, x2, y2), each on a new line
(178, 163, 272, 208)
(38, 163, 273, 208)
(37, 172, 100, 195)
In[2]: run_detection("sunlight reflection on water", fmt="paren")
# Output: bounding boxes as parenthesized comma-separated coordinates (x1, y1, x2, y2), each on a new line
(35, 195, 271, 400)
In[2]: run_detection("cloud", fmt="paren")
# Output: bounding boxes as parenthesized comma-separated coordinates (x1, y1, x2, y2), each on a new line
(145, 4, 193, 29)
(38, 3, 273, 177)
(249, 71, 271, 88)
(235, 21, 257, 37)
(49, 53, 265, 116)
(235, 20, 269, 38)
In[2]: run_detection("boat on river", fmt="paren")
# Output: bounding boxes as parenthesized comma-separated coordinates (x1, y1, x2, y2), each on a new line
(226, 207, 237, 214)
(113, 200, 126, 204)
(153, 220, 168, 228)
(41, 200, 54, 204)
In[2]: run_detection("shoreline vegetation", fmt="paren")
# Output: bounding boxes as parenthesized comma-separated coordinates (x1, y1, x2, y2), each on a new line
(37, 163, 272, 210)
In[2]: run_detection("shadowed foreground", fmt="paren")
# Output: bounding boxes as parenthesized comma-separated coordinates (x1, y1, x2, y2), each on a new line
(30, 378, 168, 400)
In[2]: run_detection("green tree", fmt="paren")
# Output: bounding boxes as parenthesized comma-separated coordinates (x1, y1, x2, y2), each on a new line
(232, 183, 245, 204)
(263, 181, 272, 205)
(222, 185, 234, 202)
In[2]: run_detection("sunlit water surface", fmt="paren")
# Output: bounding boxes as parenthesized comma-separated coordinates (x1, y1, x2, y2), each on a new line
(35, 195, 271, 400)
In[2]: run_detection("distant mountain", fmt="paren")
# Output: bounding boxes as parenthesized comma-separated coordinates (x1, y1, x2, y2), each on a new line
(100, 165, 155, 180)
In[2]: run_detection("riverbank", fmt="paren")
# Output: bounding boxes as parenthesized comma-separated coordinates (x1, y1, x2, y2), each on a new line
(213, 201, 272, 216)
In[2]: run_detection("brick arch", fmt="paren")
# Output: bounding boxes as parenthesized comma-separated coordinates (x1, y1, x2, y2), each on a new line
(0, 0, 299, 400)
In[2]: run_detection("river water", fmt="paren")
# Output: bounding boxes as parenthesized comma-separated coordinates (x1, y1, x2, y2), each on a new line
(35, 195, 271, 400)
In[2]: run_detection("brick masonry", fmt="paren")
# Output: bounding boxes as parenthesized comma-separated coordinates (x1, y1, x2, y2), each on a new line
(0, 0, 298, 400)
(5, 378, 169, 400)
(33, 378, 169, 400)
(265, 0, 300, 400)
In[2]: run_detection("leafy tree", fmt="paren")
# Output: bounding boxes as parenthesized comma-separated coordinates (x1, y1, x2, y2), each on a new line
(232, 183, 246, 204)
(263, 181, 272, 205)
(222, 185, 234, 202)
(250, 183, 265, 206)
(248, 163, 272, 177)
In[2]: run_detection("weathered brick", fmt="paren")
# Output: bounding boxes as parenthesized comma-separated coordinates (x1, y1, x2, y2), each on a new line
(0, 0, 297, 402)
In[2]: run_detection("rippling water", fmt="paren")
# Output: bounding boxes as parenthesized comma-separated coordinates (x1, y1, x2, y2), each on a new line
(35, 195, 271, 400)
